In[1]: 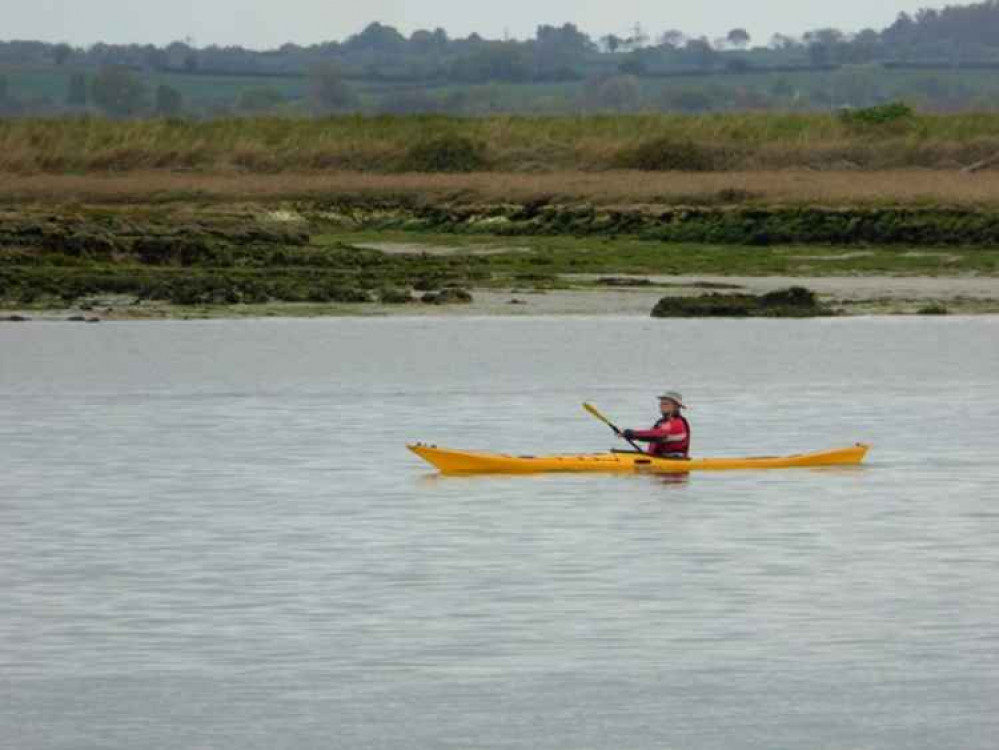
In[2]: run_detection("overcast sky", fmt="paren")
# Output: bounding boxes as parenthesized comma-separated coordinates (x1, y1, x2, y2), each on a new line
(6, 0, 953, 48)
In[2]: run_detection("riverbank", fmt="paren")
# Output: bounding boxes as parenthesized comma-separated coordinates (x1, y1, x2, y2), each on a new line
(3, 187, 998, 319)
(6, 274, 999, 321)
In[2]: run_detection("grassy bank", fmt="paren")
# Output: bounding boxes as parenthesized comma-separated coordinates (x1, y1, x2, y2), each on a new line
(5, 112, 999, 174)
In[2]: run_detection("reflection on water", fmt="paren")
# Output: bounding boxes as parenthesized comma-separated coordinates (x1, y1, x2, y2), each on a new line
(2, 316, 998, 750)
(655, 472, 691, 487)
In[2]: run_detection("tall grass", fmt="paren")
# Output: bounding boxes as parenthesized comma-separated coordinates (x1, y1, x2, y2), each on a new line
(2, 113, 999, 173)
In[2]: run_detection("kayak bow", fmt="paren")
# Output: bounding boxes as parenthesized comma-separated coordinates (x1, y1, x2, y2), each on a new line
(408, 443, 870, 475)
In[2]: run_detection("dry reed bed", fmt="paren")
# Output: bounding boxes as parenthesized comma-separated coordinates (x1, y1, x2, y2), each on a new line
(3, 114, 999, 173)
(4, 170, 999, 207)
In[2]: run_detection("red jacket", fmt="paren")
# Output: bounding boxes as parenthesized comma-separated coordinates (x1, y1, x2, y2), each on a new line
(631, 416, 691, 457)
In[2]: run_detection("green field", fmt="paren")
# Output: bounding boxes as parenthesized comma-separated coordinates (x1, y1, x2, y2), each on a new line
(5, 62, 999, 116)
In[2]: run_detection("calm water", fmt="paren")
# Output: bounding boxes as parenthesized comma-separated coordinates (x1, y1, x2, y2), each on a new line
(2, 316, 998, 750)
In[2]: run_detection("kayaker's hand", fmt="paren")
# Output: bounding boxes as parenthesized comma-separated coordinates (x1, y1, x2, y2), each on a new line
(622, 429, 636, 440)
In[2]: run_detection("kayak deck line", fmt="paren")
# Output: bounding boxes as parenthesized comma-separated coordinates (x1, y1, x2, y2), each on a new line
(408, 442, 870, 475)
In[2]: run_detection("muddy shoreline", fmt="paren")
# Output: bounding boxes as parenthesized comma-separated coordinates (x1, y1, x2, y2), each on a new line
(2, 198, 998, 320)
(6, 275, 999, 321)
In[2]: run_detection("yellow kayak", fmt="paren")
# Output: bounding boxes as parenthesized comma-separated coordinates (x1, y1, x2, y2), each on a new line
(409, 442, 870, 475)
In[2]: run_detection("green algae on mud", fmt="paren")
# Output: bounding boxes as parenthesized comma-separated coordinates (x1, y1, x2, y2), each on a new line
(322, 230, 999, 277)
(303, 199, 999, 248)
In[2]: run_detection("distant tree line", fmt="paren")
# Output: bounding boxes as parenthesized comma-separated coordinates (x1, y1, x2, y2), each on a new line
(4, 1, 999, 83)
(3, 1, 999, 118)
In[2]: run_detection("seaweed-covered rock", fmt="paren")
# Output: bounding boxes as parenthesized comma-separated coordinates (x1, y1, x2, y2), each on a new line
(651, 286, 831, 318)
(133, 236, 215, 266)
(209, 225, 310, 246)
(917, 303, 949, 315)
(306, 284, 371, 304)
(60, 232, 119, 258)
(421, 287, 473, 305)
(757, 286, 821, 309)
(597, 276, 654, 286)
(378, 288, 415, 304)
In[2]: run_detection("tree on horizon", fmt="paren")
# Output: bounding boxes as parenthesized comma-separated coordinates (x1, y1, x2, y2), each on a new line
(91, 66, 147, 117)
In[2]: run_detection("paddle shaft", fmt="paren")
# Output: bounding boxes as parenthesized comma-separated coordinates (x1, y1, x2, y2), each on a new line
(583, 402, 645, 452)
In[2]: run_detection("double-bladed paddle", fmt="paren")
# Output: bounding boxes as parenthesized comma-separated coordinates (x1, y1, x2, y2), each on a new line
(583, 402, 644, 452)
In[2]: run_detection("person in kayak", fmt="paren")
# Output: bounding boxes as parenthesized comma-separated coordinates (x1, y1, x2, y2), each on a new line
(621, 391, 691, 458)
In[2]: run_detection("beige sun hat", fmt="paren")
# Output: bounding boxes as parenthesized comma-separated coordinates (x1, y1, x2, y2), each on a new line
(657, 390, 687, 408)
